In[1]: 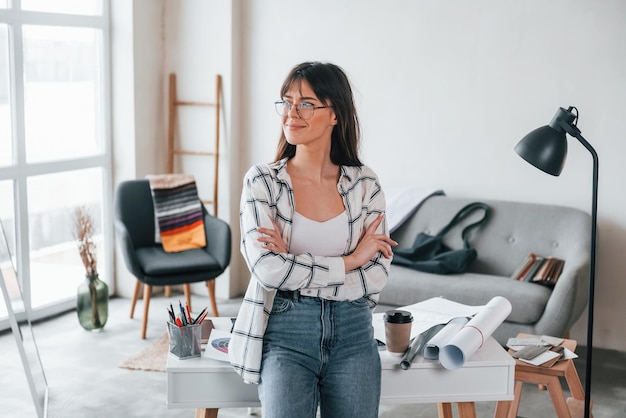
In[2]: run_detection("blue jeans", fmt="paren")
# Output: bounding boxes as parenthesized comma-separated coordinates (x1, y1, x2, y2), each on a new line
(259, 292, 381, 418)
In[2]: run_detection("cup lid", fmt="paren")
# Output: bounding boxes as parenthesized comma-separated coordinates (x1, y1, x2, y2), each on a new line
(383, 310, 413, 323)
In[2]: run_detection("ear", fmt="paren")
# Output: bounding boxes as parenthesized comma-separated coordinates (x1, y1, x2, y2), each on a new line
(330, 111, 338, 126)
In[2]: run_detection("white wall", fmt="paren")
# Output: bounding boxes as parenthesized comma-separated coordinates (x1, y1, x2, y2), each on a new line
(234, 0, 626, 351)
(116, 0, 626, 351)
(111, 0, 165, 297)
(112, 0, 237, 300)
(161, 0, 236, 299)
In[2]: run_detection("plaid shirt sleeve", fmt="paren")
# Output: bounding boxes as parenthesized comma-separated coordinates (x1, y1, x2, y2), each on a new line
(239, 163, 346, 291)
(337, 164, 391, 304)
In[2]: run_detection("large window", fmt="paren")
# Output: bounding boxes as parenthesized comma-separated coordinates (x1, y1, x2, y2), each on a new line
(0, 1, 111, 326)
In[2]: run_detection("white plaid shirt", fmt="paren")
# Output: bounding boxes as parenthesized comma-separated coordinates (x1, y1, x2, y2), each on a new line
(229, 158, 391, 384)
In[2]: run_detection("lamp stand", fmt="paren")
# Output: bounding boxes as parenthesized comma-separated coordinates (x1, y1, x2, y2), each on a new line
(558, 120, 598, 418)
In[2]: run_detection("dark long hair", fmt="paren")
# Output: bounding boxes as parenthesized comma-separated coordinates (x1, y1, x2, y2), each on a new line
(274, 62, 362, 166)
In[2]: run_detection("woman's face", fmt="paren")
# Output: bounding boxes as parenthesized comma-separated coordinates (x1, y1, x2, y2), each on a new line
(281, 80, 337, 149)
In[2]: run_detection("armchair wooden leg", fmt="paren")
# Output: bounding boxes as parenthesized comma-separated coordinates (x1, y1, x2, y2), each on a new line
(164, 285, 171, 297)
(207, 280, 219, 317)
(141, 284, 152, 339)
(130, 279, 141, 319)
(183, 283, 192, 312)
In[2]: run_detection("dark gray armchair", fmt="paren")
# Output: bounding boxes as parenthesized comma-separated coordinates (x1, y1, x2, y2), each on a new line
(114, 179, 231, 339)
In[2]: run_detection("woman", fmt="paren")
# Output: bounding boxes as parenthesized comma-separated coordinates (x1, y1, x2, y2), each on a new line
(229, 61, 396, 418)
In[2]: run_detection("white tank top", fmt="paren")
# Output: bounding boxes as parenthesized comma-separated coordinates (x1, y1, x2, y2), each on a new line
(290, 211, 349, 256)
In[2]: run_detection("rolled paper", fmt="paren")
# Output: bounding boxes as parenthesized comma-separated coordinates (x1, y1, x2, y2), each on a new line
(439, 296, 512, 370)
(423, 316, 469, 360)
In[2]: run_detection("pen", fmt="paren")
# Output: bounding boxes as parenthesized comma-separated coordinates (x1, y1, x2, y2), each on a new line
(196, 311, 208, 324)
(179, 300, 188, 326)
(169, 302, 176, 320)
(166, 307, 175, 322)
(185, 302, 193, 323)
(192, 307, 207, 324)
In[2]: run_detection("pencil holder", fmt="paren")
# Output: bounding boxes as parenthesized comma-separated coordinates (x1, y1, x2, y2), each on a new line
(167, 321, 202, 359)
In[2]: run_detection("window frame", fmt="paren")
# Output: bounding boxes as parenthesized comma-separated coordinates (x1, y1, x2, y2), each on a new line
(0, 1, 113, 328)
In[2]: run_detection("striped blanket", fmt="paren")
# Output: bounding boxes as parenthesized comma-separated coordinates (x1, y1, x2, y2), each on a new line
(147, 174, 206, 253)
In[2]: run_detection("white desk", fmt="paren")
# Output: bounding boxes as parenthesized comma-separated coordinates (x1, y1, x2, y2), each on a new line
(166, 318, 514, 418)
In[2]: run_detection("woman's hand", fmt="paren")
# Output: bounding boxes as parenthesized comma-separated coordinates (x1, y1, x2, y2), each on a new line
(343, 214, 397, 271)
(256, 217, 288, 253)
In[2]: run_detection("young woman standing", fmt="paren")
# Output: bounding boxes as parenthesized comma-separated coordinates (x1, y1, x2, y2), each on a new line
(230, 61, 396, 418)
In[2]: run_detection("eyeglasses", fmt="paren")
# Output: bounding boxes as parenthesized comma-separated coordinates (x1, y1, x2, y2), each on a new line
(274, 100, 332, 120)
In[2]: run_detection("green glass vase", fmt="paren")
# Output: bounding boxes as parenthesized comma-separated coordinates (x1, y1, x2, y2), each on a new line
(77, 274, 108, 332)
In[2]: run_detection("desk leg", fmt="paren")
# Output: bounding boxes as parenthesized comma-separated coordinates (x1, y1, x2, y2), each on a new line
(437, 403, 476, 418)
(493, 401, 511, 418)
(457, 402, 476, 418)
(195, 408, 218, 418)
(494, 380, 523, 418)
(437, 403, 453, 418)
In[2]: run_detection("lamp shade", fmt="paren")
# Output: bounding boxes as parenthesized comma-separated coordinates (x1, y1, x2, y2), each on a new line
(514, 125, 567, 176)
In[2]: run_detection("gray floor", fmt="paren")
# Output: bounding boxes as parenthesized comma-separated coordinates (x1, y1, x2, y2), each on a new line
(1, 293, 625, 418)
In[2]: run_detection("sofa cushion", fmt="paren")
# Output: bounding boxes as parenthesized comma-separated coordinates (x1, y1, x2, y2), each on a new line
(379, 265, 553, 324)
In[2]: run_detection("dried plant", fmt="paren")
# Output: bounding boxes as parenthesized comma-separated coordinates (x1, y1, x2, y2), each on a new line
(72, 206, 105, 330)
(73, 206, 98, 276)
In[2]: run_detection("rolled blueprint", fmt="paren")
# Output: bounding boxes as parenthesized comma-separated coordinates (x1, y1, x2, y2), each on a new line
(423, 316, 469, 360)
(439, 296, 512, 370)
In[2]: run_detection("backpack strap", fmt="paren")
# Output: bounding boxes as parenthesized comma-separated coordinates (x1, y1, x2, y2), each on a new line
(436, 202, 491, 245)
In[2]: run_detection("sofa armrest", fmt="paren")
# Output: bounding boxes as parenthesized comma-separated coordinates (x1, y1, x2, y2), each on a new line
(533, 250, 590, 337)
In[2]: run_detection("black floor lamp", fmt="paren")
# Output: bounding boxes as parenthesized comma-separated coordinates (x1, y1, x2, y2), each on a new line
(514, 106, 597, 418)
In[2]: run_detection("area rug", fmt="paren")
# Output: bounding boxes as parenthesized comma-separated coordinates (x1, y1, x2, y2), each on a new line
(118, 333, 168, 372)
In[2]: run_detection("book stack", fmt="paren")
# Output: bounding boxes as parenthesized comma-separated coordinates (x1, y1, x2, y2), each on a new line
(506, 335, 576, 368)
(510, 252, 565, 286)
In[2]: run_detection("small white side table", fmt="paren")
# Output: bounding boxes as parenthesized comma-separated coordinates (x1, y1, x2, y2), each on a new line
(167, 317, 514, 418)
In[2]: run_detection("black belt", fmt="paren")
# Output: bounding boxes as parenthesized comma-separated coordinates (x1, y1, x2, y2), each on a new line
(277, 289, 315, 300)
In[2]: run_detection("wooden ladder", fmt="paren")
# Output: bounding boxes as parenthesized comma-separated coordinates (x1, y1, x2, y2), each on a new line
(167, 72, 222, 216)
(164, 73, 222, 315)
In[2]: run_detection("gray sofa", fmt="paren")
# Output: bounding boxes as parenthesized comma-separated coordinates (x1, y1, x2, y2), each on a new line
(377, 195, 591, 346)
